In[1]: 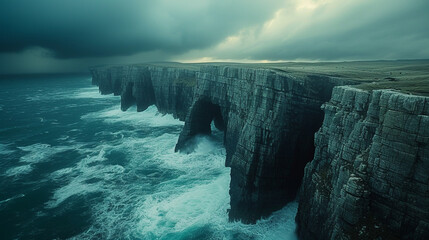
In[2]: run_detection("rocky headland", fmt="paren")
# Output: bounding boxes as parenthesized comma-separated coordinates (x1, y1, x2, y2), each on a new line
(90, 61, 429, 239)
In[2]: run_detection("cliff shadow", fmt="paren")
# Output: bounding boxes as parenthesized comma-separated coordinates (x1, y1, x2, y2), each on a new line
(228, 106, 325, 224)
(121, 82, 136, 111)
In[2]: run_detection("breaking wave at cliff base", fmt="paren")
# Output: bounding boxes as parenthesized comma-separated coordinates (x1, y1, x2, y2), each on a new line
(0, 76, 298, 239)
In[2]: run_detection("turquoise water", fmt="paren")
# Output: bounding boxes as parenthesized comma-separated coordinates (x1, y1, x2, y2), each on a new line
(0, 75, 298, 239)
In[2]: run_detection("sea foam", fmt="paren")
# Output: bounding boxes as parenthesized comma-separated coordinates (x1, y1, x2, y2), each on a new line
(4, 143, 75, 177)
(0, 143, 15, 155)
(53, 100, 297, 239)
(81, 105, 184, 127)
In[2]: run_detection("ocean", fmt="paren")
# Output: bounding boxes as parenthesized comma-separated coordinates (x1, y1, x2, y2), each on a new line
(0, 74, 298, 239)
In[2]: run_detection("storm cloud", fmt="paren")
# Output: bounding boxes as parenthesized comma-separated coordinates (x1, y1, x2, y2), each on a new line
(0, 0, 282, 58)
(0, 0, 428, 73)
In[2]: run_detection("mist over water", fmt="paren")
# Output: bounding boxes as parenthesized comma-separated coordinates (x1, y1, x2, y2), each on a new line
(0, 75, 297, 239)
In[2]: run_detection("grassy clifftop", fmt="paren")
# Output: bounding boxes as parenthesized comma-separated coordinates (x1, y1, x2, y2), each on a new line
(266, 60, 429, 96)
(93, 60, 429, 96)
(205, 60, 429, 96)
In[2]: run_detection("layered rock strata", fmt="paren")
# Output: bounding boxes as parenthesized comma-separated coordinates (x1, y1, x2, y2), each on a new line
(297, 86, 429, 239)
(91, 64, 429, 239)
(90, 64, 353, 223)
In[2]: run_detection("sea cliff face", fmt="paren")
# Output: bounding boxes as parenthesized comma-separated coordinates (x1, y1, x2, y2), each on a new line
(90, 64, 353, 223)
(297, 86, 429, 239)
(91, 65, 195, 120)
(90, 63, 429, 239)
(177, 66, 353, 222)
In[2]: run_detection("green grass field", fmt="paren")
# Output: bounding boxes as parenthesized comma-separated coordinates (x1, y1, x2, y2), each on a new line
(261, 60, 429, 96)
(199, 60, 429, 96)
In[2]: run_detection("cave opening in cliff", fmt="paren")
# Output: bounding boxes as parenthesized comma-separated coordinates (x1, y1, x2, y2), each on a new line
(175, 98, 227, 153)
(189, 99, 225, 135)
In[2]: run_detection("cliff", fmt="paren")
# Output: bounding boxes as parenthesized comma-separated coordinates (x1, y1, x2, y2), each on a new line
(90, 62, 429, 239)
(297, 86, 429, 239)
(91, 64, 196, 120)
(90, 63, 354, 223)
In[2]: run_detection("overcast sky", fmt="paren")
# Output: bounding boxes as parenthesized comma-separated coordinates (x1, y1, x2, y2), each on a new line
(1, 0, 428, 74)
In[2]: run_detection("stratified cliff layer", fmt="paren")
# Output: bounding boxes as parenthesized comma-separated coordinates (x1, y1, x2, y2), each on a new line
(90, 62, 429, 239)
(90, 64, 353, 223)
(178, 67, 354, 222)
(297, 86, 429, 239)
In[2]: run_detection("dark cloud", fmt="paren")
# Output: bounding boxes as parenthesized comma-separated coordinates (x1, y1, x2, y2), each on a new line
(0, 0, 428, 74)
(0, 0, 282, 58)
